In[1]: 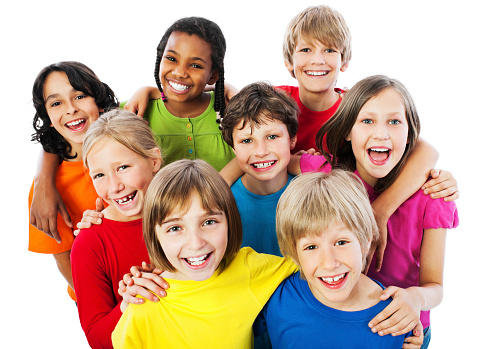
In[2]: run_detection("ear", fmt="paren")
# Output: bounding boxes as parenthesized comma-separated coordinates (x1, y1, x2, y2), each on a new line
(150, 147, 163, 173)
(340, 62, 349, 72)
(284, 60, 296, 79)
(207, 69, 219, 86)
(345, 131, 352, 142)
(290, 135, 297, 149)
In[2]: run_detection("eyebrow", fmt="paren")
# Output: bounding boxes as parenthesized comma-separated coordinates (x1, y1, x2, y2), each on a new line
(45, 88, 80, 103)
(161, 211, 223, 225)
(166, 49, 208, 64)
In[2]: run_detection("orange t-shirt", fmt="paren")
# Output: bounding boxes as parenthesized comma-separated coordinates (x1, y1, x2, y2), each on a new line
(28, 160, 99, 301)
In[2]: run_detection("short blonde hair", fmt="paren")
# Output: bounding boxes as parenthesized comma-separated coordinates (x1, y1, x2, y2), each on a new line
(283, 5, 352, 66)
(143, 159, 242, 272)
(276, 170, 378, 270)
(82, 109, 162, 167)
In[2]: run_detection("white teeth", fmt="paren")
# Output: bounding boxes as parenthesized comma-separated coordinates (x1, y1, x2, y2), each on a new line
(169, 81, 190, 91)
(306, 71, 327, 76)
(66, 119, 84, 127)
(186, 254, 209, 266)
(115, 192, 136, 205)
(321, 273, 346, 283)
(252, 161, 275, 169)
(370, 148, 389, 153)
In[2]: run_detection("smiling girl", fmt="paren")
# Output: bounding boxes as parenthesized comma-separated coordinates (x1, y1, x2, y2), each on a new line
(28, 61, 117, 301)
(111, 159, 297, 348)
(300, 75, 459, 347)
(70, 110, 161, 349)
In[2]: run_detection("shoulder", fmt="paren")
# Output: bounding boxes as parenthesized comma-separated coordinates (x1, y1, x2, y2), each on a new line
(300, 154, 330, 173)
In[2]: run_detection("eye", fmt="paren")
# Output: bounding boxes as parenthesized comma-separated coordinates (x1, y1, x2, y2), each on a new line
(75, 94, 87, 100)
(203, 219, 218, 226)
(267, 134, 278, 140)
(165, 56, 176, 62)
(167, 226, 182, 233)
(190, 63, 203, 69)
(389, 119, 401, 125)
(92, 173, 104, 180)
(334, 240, 348, 246)
(361, 119, 373, 124)
(304, 245, 318, 251)
(299, 47, 310, 53)
(240, 138, 252, 144)
(117, 165, 129, 172)
(325, 48, 336, 53)
(49, 101, 61, 108)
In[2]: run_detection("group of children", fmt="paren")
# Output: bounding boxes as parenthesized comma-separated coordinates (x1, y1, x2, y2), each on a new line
(27, 5, 459, 349)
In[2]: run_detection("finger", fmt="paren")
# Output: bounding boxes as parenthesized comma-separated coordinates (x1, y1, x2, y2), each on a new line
(369, 303, 397, 330)
(95, 197, 104, 212)
(47, 217, 62, 243)
(375, 243, 386, 271)
(130, 265, 144, 277)
(125, 284, 160, 302)
(444, 191, 459, 202)
(134, 272, 170, 292)
(58, 200, 73, 228)
(379, 286, 399, 301)
(428, 187, 457, 199)
(123, 103, 137, 114)
(29, 211, 38, 228)
(123, 273, 135, 286)
(76, 221, 97, 230)
(429, 168, 441, 179)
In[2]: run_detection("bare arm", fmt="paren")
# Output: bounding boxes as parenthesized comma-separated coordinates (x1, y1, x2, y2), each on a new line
(369, 138, 438, 271)
(30, 150, 70, 243)
(53, 250, 74, 290)
(219, 158, 244, 186)
(123, 86, 160, 116)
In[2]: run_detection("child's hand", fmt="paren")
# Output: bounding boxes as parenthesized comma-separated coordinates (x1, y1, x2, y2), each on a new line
(369, 286, 422, 337)
(118, 262, 168, 304)
(402, 322, 423, 349)
(293, 148, 321, 156)
(74, 198, 104, 236)
(30, 177, 72, 243)
(124, 86, 160, 117)
(421, 169, 459, 202)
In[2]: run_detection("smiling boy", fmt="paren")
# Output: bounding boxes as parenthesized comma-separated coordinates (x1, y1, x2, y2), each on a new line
(255, 171, 420, 348)
(221, 82, 298, 257)
(279, 5, 351, 153)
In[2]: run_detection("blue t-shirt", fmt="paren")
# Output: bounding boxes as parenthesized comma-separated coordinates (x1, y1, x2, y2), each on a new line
(256, 272, 410, 348)
(231, 174, 295, 256)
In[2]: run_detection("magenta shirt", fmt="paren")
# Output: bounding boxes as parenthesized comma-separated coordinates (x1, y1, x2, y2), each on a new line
(300, 154, 459, 328)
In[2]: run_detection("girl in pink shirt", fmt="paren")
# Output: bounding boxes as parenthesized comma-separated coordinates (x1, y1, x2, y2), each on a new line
(298, 75, 459, 348)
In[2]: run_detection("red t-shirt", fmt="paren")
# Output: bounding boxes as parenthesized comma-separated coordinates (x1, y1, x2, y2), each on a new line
(276, 85, 342, 153)
(71, 218, 150, 349)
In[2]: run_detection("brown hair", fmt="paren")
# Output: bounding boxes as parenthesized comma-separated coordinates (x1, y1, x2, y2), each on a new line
(283, 5, 352, 67)
(316, 75, 420, 192)
(221, 81, 298, 147)
(276, 170, 378, 272)
(143, 159, 242, 272)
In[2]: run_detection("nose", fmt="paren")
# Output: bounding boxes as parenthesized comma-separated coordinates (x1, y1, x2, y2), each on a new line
(187, 228, 206, 251)
(172, 62, 188, 79)
(373, 123, 389, 140)
(254, 139, 269, 158)
(108, 175, 124, 194)
(320, 247, 340, 270)
(311, 49, 326, 65)
(66, 99, 79, 115)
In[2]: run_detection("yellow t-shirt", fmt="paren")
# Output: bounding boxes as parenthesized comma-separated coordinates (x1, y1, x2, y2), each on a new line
(112, 247, 297, 348)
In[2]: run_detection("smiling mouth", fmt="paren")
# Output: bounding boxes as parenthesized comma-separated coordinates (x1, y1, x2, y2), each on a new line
(320, 272, 347, 286)
(114, 191, 136, 206)
(168, 80, 191, 92)
(368, 148, 391, 163)
(305, 70, 329, 76)
(251, 160, 276, 169)
(65, 118, 87, 131)
(184, 252, 212, 267)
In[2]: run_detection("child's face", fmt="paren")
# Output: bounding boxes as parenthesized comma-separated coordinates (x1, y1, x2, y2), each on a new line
(87, 138, 161, 221)
(296, 220, 365, 310)
(285, 36, 347, 96)
(159, 31, 219, 105)
(44, 71, 102, 153)
(346, 88, 409, 187)
(232, 117, 296, 192)
(155, 191, 228, 281)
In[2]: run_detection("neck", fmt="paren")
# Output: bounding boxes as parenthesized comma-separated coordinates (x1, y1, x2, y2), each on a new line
(66, 143, 83, 162)
(165, 92, 211, 118)
(298, 86, 339, 112)
(102, 205, 141, 222)
(241, 171, 289, 196)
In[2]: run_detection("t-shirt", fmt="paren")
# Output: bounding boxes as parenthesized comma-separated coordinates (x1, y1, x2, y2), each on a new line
(256, 272, 410, 348)
(28, 160, 99, 301)
(300, 153, 459, 328)
(71, 218, 150, 349)
(277, 85, 342, 153)
(112, 247, 298, 349)
(135, 92, 235, 171)
(231, 174, 295, 256)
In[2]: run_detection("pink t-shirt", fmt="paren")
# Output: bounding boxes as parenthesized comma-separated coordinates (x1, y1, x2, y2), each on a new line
(277, 86, 342, 154)
(300, 153, 459, 328)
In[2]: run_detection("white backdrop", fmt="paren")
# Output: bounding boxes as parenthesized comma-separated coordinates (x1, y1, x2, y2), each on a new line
(2, 0, 488, 347)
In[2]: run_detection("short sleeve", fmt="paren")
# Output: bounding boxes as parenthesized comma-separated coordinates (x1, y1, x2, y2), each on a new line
(423, 198, 459, 230)
(300, 154, 332, 174)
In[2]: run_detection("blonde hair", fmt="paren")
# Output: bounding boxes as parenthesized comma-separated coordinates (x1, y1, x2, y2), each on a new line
(143, 159, 242, 272)
(283, 5, 352, 67)
(82, 109, 162, 167)
(276, 170, 378, 271)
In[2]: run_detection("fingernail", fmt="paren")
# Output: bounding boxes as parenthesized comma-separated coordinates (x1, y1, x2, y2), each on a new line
(414, 330, 420, 336)
(379, 331, 384, 336)
(97, 219, 102, 223)
(368, 322, 373, 328)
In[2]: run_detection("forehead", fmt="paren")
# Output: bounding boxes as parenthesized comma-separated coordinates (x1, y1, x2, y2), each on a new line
(299, 220, 359, 243)
(87, 138, 135, 168)
(296, 34, 336, 49)
(165, 31, 213, 60)
(359, 88, 406, 117)
(43, 71, 72, 99)
(234, 116, 289, 134)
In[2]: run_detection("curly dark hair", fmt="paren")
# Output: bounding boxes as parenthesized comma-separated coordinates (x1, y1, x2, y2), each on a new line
(154, 17, 226, 118)
(31, 61, 118, 161)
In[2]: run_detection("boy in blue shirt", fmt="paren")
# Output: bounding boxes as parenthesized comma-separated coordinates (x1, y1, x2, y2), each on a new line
(255, 170, 422, 348)
(221, 82, 298, 256)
